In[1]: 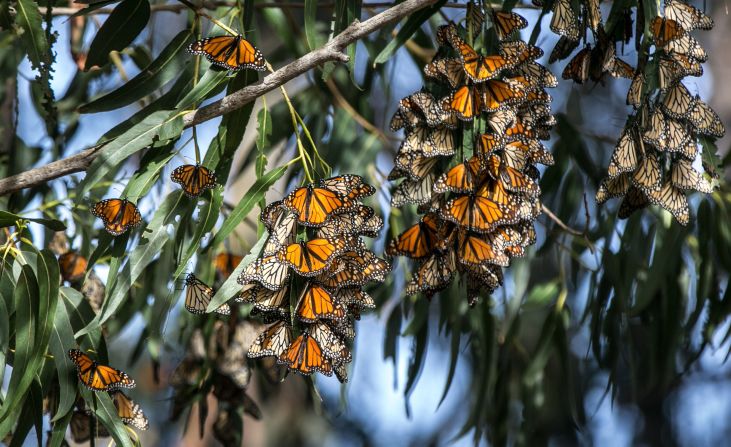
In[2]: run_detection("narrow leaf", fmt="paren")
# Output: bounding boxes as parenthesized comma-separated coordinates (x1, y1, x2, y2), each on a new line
(0, 211, 66, 231)
(373, 1, 446, 66)
(14, 0, 48, 69)
(207, 234, 267, 312)
(84, 0, 151, 70)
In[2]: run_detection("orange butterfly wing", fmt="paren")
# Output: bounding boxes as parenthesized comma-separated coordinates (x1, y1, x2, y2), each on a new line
(188, 35, 266, 71)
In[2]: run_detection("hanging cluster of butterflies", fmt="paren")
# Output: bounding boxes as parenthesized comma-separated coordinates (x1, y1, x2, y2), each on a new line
(240, 175, 389, 382)
(596, 0, 724, 225)
(66, 349, 148, 441)
(387, 8, 557, 304)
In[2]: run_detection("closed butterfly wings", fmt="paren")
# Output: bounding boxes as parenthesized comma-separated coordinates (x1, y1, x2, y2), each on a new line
(184, 273, 230, 315)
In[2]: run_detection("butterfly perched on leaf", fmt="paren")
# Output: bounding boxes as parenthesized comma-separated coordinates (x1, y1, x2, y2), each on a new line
(170, 164, 217, 198)
(240, 256, 290, 290)
(68, 349, 136, 391)
(184, 273, 231, 315)
(282, 184, 353, 227)
(309, 321, 352, 364)
(277, 333, 333, 376)
(550, 0, 580, 41)
(647, 181, 690, 225)
(665, 0, 713, 31)
(457, 231, 510, 267)
(671, 159, 713, 194)
(111, 391, 149, 430)
(91, 198, 142, 236)
(59, 252, 87, 283)
(650, 17, 686, 47)
(296, 283, 346, 322)
(188, 35, 267, 71)
(405, 250, 457, 296)
(596, 174, 632, 204)
(433, 157, 483, 194)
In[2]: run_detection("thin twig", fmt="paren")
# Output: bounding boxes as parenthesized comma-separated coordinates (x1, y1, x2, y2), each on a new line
(0, 0, 437, 196)
(38, 2, 523, 17)
(324, 78, 391, 146)
(541, 204, 596, 253)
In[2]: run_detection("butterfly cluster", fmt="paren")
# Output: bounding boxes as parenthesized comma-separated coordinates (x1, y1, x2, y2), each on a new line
(66, 349, 148, 438)
(387, 13, 557, 304)
(596, 0, 724, 225)
(241, 175, 389, 382)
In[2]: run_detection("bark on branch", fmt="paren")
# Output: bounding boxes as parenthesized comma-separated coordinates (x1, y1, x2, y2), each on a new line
(0, 0, 437, 196)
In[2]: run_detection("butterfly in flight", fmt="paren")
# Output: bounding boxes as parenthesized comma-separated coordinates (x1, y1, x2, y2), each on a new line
(188, 35, 267, 71)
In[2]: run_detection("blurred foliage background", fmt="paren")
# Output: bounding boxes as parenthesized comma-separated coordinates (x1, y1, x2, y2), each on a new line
(0, 0, 730, 446)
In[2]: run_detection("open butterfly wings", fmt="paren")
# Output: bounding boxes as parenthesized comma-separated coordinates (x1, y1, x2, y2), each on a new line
(170, 164, 217, 198)
(188, 35, 267, 71)
(68, 349, 135, 391)
(91, 198, 142, 236)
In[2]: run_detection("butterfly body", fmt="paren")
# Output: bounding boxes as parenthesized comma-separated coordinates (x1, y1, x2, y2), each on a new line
(188, 35, 266, 71)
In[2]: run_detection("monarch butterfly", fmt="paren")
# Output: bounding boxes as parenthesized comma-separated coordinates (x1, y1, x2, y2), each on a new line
(585, 0, 601, 31)
(70, 411, 109, 442)
(664, 34, 707, 62)
(661, 82, 693, 119)
(91, 198, 142, 236)
(427, 127, 457, 156)
(483, 79, 525, 111)
(433, 157, 483, 194)
(659, 56, 702, 90)
(490, 10, 528, 40)
(647, 181, 690, 225)
(391, 173, 435, 208)
(400, 93, 456, 127)
(277, 238, 347, 276)
(664, 117, 692, 152)
(184, 273, 230, 315)
(59, 252, 87, 283)
(170, 164, 217, 198)
(386, 213, 444, 259)
(319, 174, 375, 199)
(282, 185, 351, 226)
(240, 255, 290, 290)
(316, 205, 383, 239)
(517, 62, 559, 88)
(688, 98, 725, 138)
(309, 321, 352, 363)
(550, 0, 580, 41)
(562, 46, 591, 83)
(651, 17, 686, 47)
(604, 50, 634, 79)
(549, 35, 580, 64)
(447, 32, 513, 82)
(263, 212, 297, 257)
(596, 174, 632, 204)
(440, 187, 518, 234)
(618, 186, 649, 219)
(424, 58, 465, 88)
(214, 253, 244, 280)
(248, 321, 292, 358)
(457, 232, 510, 267)
(187, 35, 267, 71)
(642, 109, 667, 149)
(340, 249, 390, 281)
(464, 264, 504, 299)
(405, 250, 457, 296)
(488, 108, 517, 135)
(278, 333, 333, 376)
(333, 287, 375, 309)
(111, 391, 149, 430)
(485, 154, 540, 197)
(608, 127, 640, 177)
(317, 249, 389, 289)
(296, 283, 346, 322)
(389, 152, 439, 181)
(478, 132, 504, 157)
(627, 73, 644, 107)
(503, 118, 536, 143)
(665, 0, 713, 31)
(671, 159, 713, 194)
(389, 107, 421, 131)
(68, 349, 135, 391)
(632, 152, 662, 193)
(500, 40, 544, 65)
(435, 24, 454, 47)
(237, 283, 289, 313)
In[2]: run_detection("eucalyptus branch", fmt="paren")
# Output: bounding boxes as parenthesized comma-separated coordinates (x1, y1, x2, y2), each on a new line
(541, 204, 596, 254)
(0, 0, 437, 196)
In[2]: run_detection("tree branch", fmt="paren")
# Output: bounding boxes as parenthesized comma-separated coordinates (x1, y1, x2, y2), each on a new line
(0, 0, 437, 196)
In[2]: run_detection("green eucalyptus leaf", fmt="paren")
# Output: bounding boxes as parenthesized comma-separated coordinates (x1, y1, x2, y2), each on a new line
(80, 30, 192, 113)
(0, 211, 65, 231)
(49, 288, 80, 422)
(84, 0, 151, 70)
(207, 234, 267, 312)
(373, 0, 446, 66)
(14, 0, 48, 70)
(208, 165, 288, 249)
